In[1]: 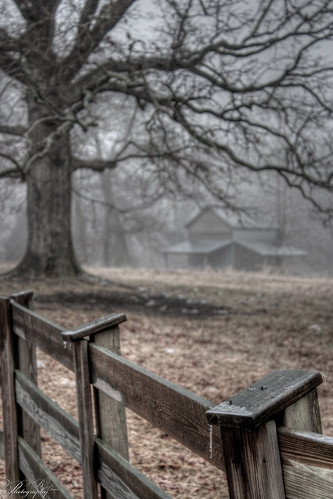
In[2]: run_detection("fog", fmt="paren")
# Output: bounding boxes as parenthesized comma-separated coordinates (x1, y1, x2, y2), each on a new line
(0, 0, 332, 277)
(0, 176, 332, 276)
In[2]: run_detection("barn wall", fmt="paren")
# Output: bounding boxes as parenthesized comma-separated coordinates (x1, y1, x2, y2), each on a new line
(233, 244, 282, 270)
(234, 229, 279, 244)
(165, 254, 189, 269)
(233, 228, 278, 244)
(189, 254, 205, 267)
(208, 245, 233, 268)
(233, 244, 263, 270)
(188, 211, 232, 241)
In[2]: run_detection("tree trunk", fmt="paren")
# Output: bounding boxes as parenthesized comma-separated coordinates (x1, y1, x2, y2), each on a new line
(12, 102, 81, 278)
(101, 170, 130, 267)
(73, 186, 89, 265)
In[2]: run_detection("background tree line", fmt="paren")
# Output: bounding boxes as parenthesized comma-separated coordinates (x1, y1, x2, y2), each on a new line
(0, 0, 332, 278)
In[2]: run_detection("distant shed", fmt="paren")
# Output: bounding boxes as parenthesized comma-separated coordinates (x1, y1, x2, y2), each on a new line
(163, 206, 306, 271)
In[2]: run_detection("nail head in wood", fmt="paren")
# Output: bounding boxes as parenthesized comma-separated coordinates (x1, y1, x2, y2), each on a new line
(206, 370, 323, 429)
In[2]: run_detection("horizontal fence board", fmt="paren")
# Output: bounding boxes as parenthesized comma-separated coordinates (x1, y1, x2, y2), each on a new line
(10, 304, 333, 499)
(15, 370, 81, 463)
(96, 438, 171, 499)
(279, 427, 333, 499)
(89, 344, 225, 470)
(18, 437, 73, 499)
(11, 302, 73, 371)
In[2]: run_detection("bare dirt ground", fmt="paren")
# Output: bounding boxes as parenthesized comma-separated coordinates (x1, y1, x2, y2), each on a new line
(0, 265, 332, 498)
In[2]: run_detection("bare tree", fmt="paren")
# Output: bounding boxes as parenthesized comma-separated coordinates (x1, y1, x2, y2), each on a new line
(0, 0, 332, 277)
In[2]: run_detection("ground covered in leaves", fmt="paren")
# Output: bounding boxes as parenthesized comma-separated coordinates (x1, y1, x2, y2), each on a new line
(0, 266, 332, 498)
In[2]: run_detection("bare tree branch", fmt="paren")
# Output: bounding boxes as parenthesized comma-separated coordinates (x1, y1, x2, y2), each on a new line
(71, 156, 117, 172)
(0, 0, 332, 278)
(62, 0, 137, 83)
(0, 124, 26, 136)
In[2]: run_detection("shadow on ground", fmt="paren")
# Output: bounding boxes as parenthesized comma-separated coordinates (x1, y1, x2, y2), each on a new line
(35, 289, 229, 319)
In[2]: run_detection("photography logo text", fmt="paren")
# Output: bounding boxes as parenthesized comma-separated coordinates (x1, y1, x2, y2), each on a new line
(0, 479, 59, 498)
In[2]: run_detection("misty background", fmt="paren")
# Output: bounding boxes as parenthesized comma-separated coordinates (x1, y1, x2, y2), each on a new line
(0, 0, 332, 277)
(1, 167, 332, 275)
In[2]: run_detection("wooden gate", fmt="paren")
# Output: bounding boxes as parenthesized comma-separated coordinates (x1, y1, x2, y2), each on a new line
(1, 290, 333, 498)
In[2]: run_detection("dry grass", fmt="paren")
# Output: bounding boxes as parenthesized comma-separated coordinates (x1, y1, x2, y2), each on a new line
(0, 265, 332, 498)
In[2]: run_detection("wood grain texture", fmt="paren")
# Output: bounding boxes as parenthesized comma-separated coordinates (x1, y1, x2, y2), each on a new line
(11, 302, 73, 371)
(279, 387, 328, 498)
(93, 325, 129, 463)
(15, 369, 81, 462)
(14, 365, 169, 499)
(0, 429, 4, 459)
(96, 438, 171, 499)
(18, 437, 73, 499)
(10, 291, 34, 306)
(73, 339, 98, 498)
(7, 303, 333, 499)
(11, 291, 41, 457)
(279, 427, 333, 499)
(221, 420, 286, 499)
(206, 370, 323, 429)
(282, 389, 322, 433)
(0, 296, 20, 482)
(89, 343, 224, 470)
(279, 427, 333, 469)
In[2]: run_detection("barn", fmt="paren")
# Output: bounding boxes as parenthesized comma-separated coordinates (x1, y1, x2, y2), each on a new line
(163, 206, 306, 271)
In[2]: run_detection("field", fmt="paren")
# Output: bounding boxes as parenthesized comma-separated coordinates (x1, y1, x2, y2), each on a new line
(0, 265, 332, 498)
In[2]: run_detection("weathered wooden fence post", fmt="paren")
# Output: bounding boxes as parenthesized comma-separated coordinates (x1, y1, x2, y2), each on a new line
(73, 338, 99, 499)
(0, 296, 20, 483)
(92, 319, 129, 462)
(0, 292, 41, 484)
(282, 387, 322, 433)
(11, 291, 41, 456)
(278, 378, 323, 498)
(206, 370, 323, 499)
(62, 313, 129, 499)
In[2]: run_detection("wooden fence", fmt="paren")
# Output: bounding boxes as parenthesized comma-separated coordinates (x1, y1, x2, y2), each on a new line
(0, 290, 333, 498)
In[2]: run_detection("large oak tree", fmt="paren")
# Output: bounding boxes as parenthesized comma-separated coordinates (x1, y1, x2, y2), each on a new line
(0, 0, 332, 278)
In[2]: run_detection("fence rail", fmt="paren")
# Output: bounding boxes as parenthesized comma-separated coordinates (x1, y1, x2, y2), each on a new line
(1, 290, 333, 498)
